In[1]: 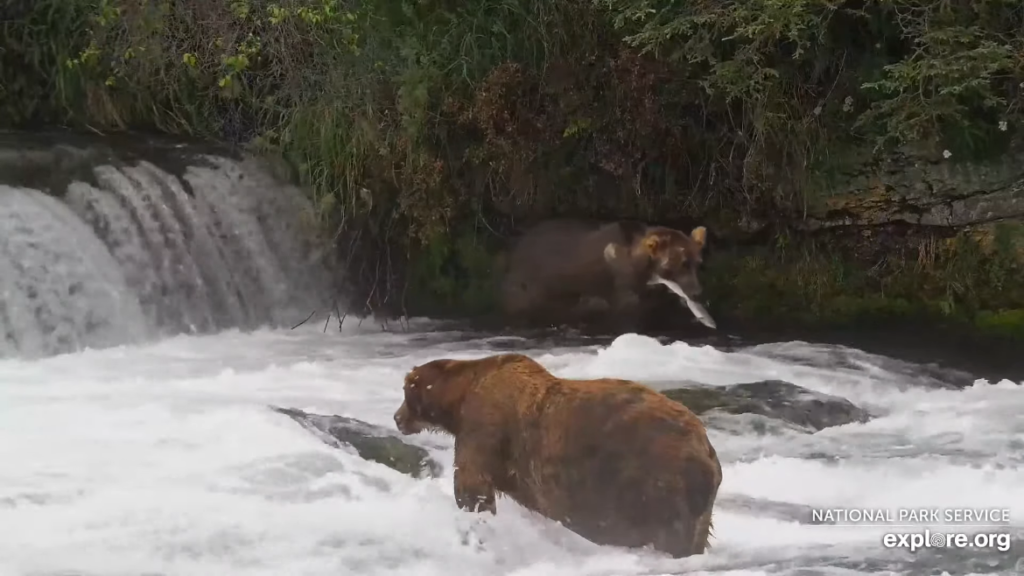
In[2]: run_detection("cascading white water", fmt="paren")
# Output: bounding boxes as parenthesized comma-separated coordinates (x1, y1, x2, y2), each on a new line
(1, 327, 1021, 576)
(0, 136, 335, 359)
(0, 187, 148, 356)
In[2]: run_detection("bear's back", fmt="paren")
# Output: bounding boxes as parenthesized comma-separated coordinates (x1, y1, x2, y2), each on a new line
(507, 378, 709, 500)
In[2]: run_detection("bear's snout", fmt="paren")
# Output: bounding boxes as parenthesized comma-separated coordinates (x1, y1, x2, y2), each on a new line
(393, 404, 409, 431)
(393, 402, 421, 435)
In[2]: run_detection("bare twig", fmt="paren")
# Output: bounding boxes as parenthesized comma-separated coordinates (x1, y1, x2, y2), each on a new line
(399, 251, 412, 330)
(335, 300, 346, 331)
(292, 309, 316, 329)
(364, 267, 379, 319)
(477, 210, 504, 239)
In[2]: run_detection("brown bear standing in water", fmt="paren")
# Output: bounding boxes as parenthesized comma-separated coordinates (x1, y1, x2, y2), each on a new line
(392, 353, 723, 559)
(499, 218, 708, 330)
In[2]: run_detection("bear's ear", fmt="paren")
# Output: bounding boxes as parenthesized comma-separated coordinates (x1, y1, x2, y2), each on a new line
(690, 226, 707, 249)
(408, 359, 455, 386)
(642, 234, 663, 255)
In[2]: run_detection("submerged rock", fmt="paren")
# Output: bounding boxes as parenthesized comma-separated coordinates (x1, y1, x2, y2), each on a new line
(657, 380, 872, 431)
(272, 406, 443, 478)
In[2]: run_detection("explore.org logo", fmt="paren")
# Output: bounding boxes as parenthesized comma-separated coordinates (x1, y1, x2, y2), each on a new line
(882, 530, 1012, 553)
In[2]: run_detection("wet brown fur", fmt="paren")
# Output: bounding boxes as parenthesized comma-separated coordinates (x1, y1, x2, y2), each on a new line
(392, 353, 723, 558)
(499, 219, 708, 330)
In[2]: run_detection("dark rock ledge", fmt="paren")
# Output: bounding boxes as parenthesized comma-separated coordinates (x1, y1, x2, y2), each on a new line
(655, 379, 873, 432)
(272, 406, 443, 478)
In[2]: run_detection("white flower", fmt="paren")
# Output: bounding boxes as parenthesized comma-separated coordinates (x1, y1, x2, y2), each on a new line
(999, 120, 1008, 132)
(842, 96, 853, 112)
(813, 105, 822, 116)
(943, 149, 952, 159)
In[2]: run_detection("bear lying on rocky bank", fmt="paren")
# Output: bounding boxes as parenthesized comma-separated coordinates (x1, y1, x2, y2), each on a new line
(499, 218, 709, 331)
(392, 353, 723, 558)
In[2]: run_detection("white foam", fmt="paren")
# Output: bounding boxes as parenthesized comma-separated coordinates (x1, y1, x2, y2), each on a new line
(0, 329, 1021, 575)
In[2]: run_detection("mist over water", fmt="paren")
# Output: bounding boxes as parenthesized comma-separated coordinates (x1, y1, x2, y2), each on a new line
(0, 143, 333, 359)
(1, 324, 1021, 576)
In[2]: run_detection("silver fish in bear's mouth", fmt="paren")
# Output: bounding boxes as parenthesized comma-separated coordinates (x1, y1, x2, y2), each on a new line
(649, 275, 717, 329)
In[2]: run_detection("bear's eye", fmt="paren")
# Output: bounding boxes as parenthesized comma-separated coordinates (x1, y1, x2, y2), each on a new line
(403, 386, 423, 411)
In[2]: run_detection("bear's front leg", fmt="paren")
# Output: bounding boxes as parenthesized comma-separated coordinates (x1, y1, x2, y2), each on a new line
(604, 253, 641, 313)
(607, 281, 642, 332)
(454, 467, 497, 514)
(452, 432, 500, 514)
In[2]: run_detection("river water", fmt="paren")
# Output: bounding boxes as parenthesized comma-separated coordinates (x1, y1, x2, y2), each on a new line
(2, 321, 1022, 576)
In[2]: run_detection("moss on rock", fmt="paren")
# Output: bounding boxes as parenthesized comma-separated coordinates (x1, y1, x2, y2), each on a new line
(974, 309, 1024, 341)
(697, 218, 1024, 337)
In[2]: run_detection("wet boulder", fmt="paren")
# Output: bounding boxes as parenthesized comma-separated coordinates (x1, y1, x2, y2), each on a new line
(272, 406, 443, 478)
(656, 380, 872, 432)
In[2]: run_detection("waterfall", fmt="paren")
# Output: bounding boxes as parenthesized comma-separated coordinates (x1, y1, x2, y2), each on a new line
(0, 133, 337, 359)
